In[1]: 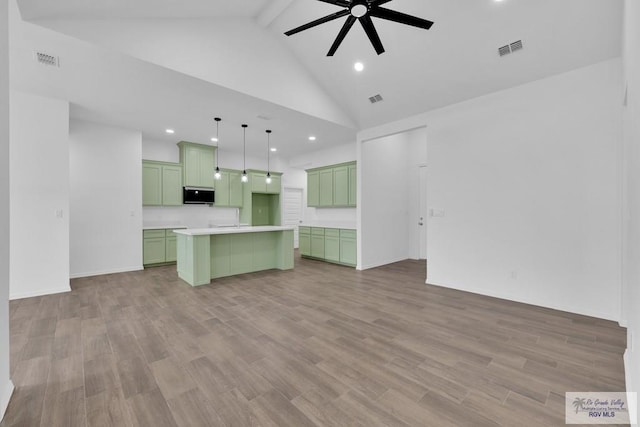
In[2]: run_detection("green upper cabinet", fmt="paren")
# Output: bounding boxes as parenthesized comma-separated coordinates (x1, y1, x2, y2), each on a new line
(333, 166, 349, 206)
(177, 141, 216, 188)
(142, 161, 183, 206)
(307, 171, 319, 207)
(247, 170, 282, 194)
(214, 169, 243, 208)
(348, 163, 357, 207)
(306, 161, 356, 208)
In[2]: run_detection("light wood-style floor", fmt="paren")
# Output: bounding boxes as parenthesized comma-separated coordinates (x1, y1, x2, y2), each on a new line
(1, 254, 627, 426)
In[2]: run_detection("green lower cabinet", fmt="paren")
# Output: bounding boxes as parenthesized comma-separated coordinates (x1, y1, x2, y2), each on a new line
(299, 227, 356, 267)
(143, 228, 183, 266)
(299, 227, 311, 256)
(165, 236, 177, 262)
(143, 237, 166, 265)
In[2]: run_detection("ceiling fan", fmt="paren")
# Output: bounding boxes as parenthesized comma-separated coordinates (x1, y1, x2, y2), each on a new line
(284, 0, 434, 56)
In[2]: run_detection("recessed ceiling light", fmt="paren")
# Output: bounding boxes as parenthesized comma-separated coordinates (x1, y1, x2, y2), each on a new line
(211, 137, 218, 142)
(270, 148, 277, 152)
(354, 62, 364, 72)
(165, 129, 175, 134)
(308, 136, 317, 142)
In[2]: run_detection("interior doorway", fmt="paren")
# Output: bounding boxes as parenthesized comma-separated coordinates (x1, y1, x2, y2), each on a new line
(419, 165, 427, 260)
(283, 187, 303, 248)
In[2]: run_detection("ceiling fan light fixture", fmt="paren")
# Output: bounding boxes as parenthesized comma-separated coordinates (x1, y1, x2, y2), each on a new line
(350, 3, 368, 18)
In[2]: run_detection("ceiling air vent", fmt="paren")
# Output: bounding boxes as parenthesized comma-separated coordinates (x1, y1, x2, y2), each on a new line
(498, 40, 524, 57)
(35, 52, 59, 67)
(369, 94, 384, 104)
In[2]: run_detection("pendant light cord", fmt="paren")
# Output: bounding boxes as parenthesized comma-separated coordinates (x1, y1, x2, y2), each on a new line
(214, 117, 221, 169)
(242, 124, 247, 172)
(266, 130, 271, 175)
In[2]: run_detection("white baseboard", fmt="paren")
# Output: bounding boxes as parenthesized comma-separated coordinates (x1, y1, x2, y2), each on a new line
(69, 265, 143, 279)
(10, 286, 70, 301)
(427, 280, 619, 322)
(359, 256, 411, 271)
(0, 380, 14, 422)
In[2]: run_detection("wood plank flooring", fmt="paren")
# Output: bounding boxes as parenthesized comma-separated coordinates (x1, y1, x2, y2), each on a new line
(1, 254, 627, 426)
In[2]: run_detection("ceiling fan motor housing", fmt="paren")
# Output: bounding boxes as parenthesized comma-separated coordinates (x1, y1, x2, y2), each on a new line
(350, 2, 369, 18)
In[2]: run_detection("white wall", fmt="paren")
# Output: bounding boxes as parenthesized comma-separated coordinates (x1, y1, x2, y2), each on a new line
(360, 133, 411, 269)
(358, 58, 623, 321)
(10, 91, 70, 299)
(69, 120, 143, 278)
(406, 127, 428, 260)
(0, 0, 13, 419)
(622, 0, 640, 415)
(427, 59, 623, 321)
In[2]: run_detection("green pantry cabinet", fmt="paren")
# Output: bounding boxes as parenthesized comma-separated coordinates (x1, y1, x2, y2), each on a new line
(142, 161, 183, 206)
(299, 226, 356, 267)
(143, 228, 185, 266)
(307, 162, 356, 208)
(239, 170, 283, 226)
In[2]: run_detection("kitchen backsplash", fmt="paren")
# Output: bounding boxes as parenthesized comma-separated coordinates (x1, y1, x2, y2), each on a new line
(143, 205, 239, 228)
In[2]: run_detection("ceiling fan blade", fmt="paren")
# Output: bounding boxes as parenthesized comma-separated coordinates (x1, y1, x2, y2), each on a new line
(285, 9, 350, 36)
(327, 15, 357, 56)
(317, 0, 351, 7)
(372, 0, 394, 5)
(359, 15, 385, 55)
(370, 7, 434, 30)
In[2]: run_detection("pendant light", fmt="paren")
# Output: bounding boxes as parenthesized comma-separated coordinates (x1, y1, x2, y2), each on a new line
(265, 130, 272, 184)
(241, 124, 248, 183)
(214, 117, 222, 180)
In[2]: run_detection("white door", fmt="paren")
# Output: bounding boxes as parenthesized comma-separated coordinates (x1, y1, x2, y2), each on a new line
(419, 166, 427, 260)
(283, 187, 303, 248)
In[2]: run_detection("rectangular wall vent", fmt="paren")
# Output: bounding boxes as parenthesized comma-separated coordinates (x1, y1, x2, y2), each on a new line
(36, 52, 59, 67)
(498, 40, 524, 57)
(369, 94, 384, 104)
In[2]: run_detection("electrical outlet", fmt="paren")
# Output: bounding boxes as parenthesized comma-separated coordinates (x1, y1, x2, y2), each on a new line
(55, 209, 63, 219)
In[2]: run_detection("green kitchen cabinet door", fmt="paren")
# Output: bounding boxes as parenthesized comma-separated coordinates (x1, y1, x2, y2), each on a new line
(215, 171, 230, 206)
(266, 174, 281, 194)
(325, 236, 340, 262)
(143, 237, 166, 265)
(142, 163, 162, 206)
(307, 171, 319, 207)
(299, 233, 311, 256)
(251, 172, 267, 193)
(319, 169, 334, 207)
(162, 165, 183, 206)
(229, 171, 243, 207)
(165, 236, 177, 262)
(183, 146, 201, 187)
(311, 235, 325, 259)
(340, 232, 357, 266)
(198, 148, 215, 188)
(348, 164, 357, 206)
(333, 166, 349, 206)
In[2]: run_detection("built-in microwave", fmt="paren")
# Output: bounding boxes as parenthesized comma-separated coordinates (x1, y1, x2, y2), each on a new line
(183, 187, 215, 204)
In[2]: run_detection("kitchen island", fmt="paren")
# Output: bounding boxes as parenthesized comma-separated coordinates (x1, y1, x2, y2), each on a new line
(173, 226, 295, 286)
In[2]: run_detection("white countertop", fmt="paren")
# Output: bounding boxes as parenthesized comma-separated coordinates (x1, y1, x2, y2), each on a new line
(299, 222, 356, 230)
(143, 224, 187, 230)
(173, 226, 295, 236)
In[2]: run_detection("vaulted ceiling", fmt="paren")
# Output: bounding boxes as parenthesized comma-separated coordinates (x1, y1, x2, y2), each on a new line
(13, 0, 623, 158)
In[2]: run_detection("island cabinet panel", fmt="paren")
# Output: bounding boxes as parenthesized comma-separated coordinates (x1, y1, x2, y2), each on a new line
(177, 229, 294, 285)
(307, 171, 319, 207)
(178, 141, 216, 188)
